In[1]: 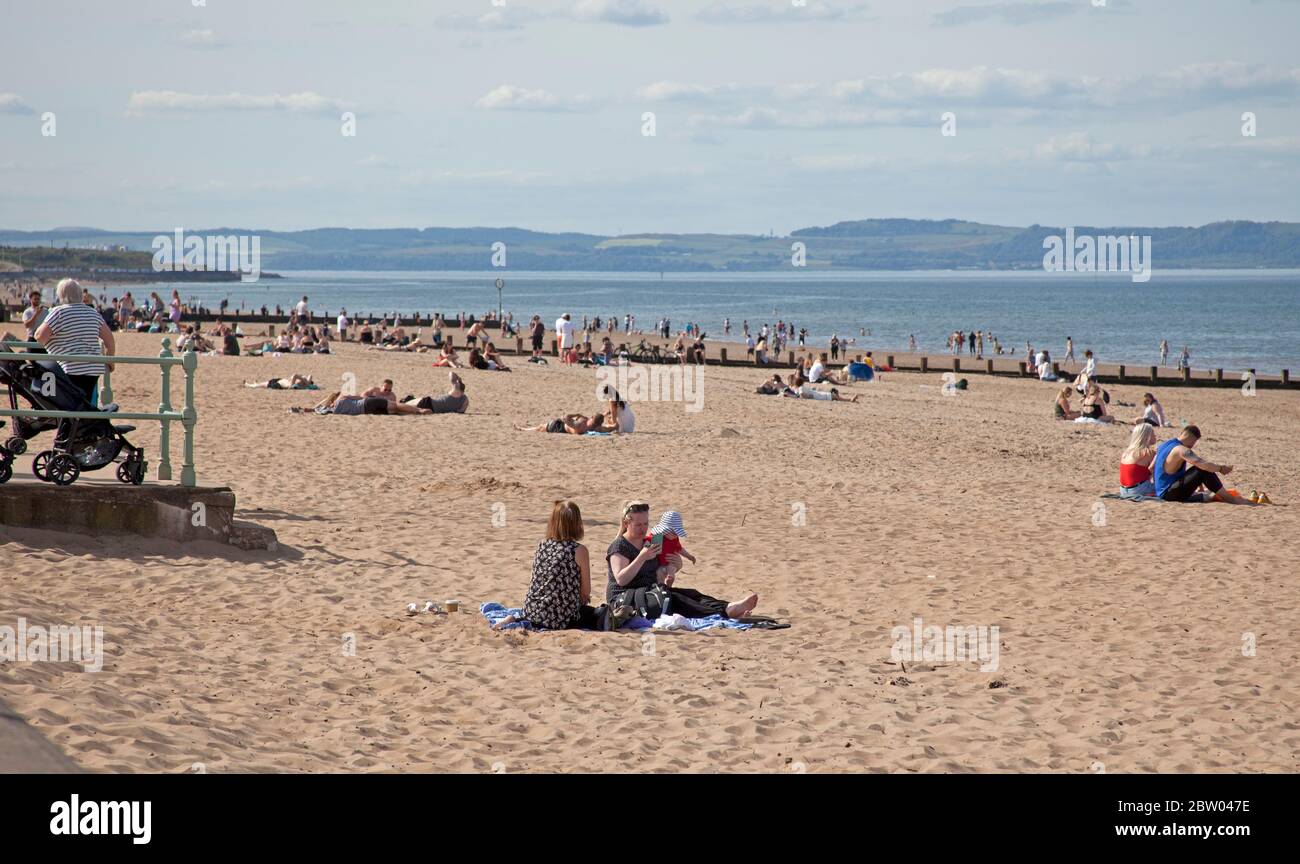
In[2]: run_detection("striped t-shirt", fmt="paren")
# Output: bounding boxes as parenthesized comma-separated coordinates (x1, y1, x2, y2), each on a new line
(41, 303, 106, 376)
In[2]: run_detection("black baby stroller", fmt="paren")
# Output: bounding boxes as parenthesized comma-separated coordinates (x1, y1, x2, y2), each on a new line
(0, 351, 147, 487)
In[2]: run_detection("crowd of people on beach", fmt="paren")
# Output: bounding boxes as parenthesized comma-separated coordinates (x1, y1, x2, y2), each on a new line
(5, 281, 1273, 535)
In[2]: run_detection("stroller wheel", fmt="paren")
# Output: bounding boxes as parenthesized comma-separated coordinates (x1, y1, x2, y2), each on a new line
(0, 460, 11, 485)
(32, 450, 54, 481)
(118, 453, 147, 485)
(3, 436, 24, 456)
(47, 454, 80, 486)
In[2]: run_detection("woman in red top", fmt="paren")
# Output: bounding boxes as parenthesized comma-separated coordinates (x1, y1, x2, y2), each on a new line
(1119, 423, 1158, 497)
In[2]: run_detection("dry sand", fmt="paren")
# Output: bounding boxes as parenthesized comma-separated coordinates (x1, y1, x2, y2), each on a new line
(1, 330, 1297, 773)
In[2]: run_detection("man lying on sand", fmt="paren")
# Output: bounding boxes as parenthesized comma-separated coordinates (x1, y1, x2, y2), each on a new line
(245, 374, 317, 390)
(516, 413, 605, 434)
(788, 385, 858, 403)
(299, 391, 432, 415)
(406, 372, 469, 414)
(360, 380, 397, 401)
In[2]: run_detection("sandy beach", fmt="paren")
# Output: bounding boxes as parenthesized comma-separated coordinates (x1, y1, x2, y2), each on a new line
(1, 329, 1297, 773)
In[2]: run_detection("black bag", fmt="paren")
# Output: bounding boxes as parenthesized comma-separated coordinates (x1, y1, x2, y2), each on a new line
(610, 584, 672, 619)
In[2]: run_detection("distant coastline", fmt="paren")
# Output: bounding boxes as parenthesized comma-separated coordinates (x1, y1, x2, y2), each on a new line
(3, 218, 1300, 272)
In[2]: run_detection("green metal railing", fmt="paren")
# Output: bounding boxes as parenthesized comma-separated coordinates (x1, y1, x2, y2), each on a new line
(0, 338, 199, 486)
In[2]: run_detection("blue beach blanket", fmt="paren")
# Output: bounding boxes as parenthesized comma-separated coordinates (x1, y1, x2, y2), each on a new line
(479, 602, 752, 632)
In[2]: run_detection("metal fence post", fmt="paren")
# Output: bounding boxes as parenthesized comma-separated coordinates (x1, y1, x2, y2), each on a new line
(181, 348, 198, 487)
(100, 365, 114, 407)
(157, 338, 173, 481)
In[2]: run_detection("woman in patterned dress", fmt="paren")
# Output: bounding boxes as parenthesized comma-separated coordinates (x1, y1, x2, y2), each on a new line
(506, 501, 634, 631)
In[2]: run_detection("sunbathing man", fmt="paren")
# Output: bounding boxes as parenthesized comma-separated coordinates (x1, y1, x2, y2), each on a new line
(401, 372, 468, 414)
(788, 384, 859, 403)
(245, 374, 316, 390)
(1153, 424, 1253, 504)
(360, 379, 397, 401)
(301, 390, 432, 415)
(516, 413, 605, 434)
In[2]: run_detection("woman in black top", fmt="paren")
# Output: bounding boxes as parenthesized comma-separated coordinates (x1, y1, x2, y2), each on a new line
(606, 501, 758, 619)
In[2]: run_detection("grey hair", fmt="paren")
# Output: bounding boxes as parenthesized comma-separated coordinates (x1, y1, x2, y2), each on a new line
(55, 278, 84, 305)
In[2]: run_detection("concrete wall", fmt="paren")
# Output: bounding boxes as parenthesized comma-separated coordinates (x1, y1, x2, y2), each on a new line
(0, 484, 237, 544)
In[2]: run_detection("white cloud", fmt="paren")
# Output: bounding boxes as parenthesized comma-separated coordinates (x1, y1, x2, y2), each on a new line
(126, 91, 351, 115)
(831, 63, 1300, 110)
(178, 29, 228, 49)
(571, 0, 669, 27)
(933, 2, 1080, 27)
(792, 153, 888, 171)
(474, 85, 594, 112)
(436, 8, 539, 31)
(697, 1, 872, 23)
(832, 67, 1096, 107)
(637, 81, 751, 102)
(1026, 132, 1149, 163)
(0, 93, 35, 115)
(701, 106, 933, 129)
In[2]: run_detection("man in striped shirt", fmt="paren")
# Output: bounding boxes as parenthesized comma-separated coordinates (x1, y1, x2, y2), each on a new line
(33, 278, 116, 449)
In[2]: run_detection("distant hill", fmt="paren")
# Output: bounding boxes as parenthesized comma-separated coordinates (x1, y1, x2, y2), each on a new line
(1, 219, 1297, 271)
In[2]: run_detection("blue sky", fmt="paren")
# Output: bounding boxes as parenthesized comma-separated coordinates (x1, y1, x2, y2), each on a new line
(2, 0, 1298, 234)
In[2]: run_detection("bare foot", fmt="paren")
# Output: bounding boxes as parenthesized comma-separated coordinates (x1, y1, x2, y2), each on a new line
(726, 594, 759, 619)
